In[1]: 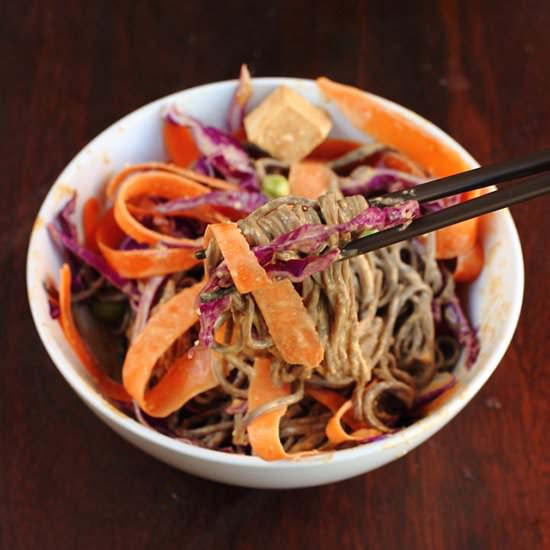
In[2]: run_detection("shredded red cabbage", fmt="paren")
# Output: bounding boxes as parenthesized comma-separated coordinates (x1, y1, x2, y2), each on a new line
(58, 194, 79, 241)
(165, 105, 260, 193)
(119, 236, 148, 251)
(157, 190, 267, 216)
(340, 166, 460, 214)
(48, 298, 60, 319)
(198, 294, 231, 348)
(253, 200, 420, 260)
(444, 297, 480, 368)
(226, 64, 252, 134)
(414, 373, 457, 407)
(193, 156, 216, 177)
(264, 249, 340, 281)
(48, 223, 137, 297)
(431, 268, 480, 369)
(130, 275, 165, 342)
(47, 196, 139, 305)
(340, 167, 424, 197)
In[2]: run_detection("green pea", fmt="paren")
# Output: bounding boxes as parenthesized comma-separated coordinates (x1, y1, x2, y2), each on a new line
(261, 174, 290, 199)
(91, 299, 126, 324)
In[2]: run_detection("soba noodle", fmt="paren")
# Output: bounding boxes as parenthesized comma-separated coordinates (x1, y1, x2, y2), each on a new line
(162, 192, 461, 452)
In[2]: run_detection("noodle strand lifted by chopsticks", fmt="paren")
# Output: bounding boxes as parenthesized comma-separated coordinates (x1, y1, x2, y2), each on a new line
(194, 191, 451, 448)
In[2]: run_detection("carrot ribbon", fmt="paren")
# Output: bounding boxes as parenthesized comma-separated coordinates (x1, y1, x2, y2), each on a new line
(247, 357, 317, 460)
(288, 161, 333, 199)
(122, 281, 218, 417)
(83, 197, 101, 252)
(207, 222, 324, 368)
(107, 162, 237, 200)
(113, 171, 212, 246)
(58, 264, 130, 402)
(306, 386, 380, 443)
(96, 209, 199, 278)
(316, 77, 484, 281)
(252, 280, 324, 369)
(207, 222, 271, 293)
(325, 401, 381, 445)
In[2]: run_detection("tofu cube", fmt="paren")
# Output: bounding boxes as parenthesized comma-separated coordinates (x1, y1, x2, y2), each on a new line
(244, 85, 332, 163)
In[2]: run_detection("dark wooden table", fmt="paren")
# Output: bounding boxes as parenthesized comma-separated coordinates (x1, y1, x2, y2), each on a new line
(2, 1, 549, 548)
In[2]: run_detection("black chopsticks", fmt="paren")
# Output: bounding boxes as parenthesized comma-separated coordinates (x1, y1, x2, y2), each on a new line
(198, 150, 550, 301)
(367, 149, 550, 207)
(341, 150, 550, 259)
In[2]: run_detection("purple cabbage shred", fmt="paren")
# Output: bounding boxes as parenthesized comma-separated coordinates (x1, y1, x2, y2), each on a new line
(198, 294, 231, 348)
(340, 167, 460, 214)
(444, 296, 480, 368)
(264, 249, 340, 281)
(193, 156, 216, 177)
(340, 168, 424, 197)
(226, 64, 252, 134)
(157, 190, 267, 216)
(253, 200, 420, 260)
(165, 105, 260, 193)
(414, 374, 457, 407)
(47, 194, 139, 306)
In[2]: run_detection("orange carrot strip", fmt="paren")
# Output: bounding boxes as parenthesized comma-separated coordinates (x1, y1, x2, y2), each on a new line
(453, 241, 484, 283)
(207, 222, 271, 293)
(435, 217, 479, 259)
(214, 321, 229, 345)
(96, 209, 200, 278)
(58, 264, 130, 402)
(142, 347, 218, 417)
(380, 150, 426, 177)
(247, 357, 317, 460)
(83, 197, 101, 252)
(306, 386, 365, 431)
(107, 162, 236, 200)
(325, 400, 380, 445)
(113, 171, 209, 246)
(316, 77, 471, 178)
(308, 137, 361, 160)
(435, 189, 485, 260)
(305, 386, 346, 413)
(253, 280, 324, 368)
(163, 121, 200, 167)
(247, 357, 290, 460)
(316, 77, 483, 263)
(122, 281, 212, 416)
(288, 161, 333, 199)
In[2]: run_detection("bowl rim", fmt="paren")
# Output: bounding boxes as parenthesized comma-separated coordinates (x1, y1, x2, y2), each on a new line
(27, 77, 525, 468)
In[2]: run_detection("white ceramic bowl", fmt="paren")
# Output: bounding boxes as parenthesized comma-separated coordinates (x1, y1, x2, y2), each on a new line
(27, 78, 524, 488)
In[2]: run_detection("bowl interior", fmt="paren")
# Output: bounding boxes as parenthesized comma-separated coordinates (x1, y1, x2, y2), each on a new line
(27, 78, 524, 471)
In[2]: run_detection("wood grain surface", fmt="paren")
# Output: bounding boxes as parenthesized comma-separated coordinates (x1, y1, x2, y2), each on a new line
(1, 1, 549, 548)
